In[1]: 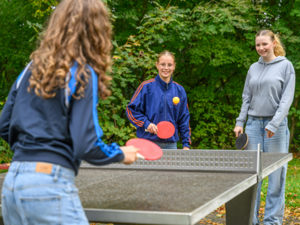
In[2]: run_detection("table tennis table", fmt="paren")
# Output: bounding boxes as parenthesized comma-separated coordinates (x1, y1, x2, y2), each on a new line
(0, 146, 292, 225)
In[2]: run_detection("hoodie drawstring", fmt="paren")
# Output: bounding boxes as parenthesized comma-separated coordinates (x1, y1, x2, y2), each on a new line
(257, 63, 271, 90)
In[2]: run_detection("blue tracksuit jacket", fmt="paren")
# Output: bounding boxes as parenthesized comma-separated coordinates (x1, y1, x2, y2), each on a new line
(126, 75, 191, 148)
(0, 61, 124, 175)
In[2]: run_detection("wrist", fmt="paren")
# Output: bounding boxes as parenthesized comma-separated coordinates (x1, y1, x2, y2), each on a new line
(144, 120, 151, 130)
(182, 143, 189, 148)
(119, 153, 125, 163)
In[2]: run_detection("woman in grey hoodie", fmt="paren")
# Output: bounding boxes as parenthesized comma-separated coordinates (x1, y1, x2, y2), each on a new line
(234, 30, 295, 225)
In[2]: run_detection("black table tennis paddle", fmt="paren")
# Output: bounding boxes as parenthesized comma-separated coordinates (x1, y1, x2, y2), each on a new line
(235, 133, 249, 150)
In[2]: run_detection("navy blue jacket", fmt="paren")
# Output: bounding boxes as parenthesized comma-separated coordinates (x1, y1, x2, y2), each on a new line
(126, 75, 191, 148)
(0, 62, 124, 175)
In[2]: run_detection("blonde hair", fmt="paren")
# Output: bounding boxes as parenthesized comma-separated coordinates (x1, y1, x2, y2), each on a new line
(29, 0, 112, 99)
(256, 30, 285, 57)
(157, 50, 176, 63)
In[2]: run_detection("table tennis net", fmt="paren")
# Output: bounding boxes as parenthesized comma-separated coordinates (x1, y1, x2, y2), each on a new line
(81, 150, 259, 173)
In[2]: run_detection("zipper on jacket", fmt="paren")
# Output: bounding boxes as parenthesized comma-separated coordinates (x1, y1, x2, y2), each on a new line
(165, 83, 168, 121)
(164, 83, 168, 142)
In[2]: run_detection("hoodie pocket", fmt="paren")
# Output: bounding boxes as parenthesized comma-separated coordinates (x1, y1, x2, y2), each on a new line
(249, 95, 277, 116)
(249, 96, 256, 110)
(269, 96, 279, 109)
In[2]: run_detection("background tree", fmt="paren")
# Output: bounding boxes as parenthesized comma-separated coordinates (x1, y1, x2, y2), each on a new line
(0, 0, 299, 158)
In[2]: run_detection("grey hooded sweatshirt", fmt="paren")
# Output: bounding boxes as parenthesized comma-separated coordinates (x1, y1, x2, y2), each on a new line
(236, 56, 295, 133)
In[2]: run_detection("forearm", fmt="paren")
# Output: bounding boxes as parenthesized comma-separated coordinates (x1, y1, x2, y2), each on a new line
(82, 142, 124, 165)
(126, 106, 151, 128)
(0, 82, 18, 142)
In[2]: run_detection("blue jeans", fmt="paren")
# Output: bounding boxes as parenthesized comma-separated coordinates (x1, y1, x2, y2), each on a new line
(1, 162, 89, 225)
(245, 116, 289, 225)
(152, 141, 177, 149)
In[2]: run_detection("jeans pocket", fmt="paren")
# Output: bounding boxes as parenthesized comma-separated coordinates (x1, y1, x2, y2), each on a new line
(3, 172, 14, 192)
(286, 128, 290, 153)
(70, 193, 85, 217)
(20, 195, 62, 225)
(67, 184, 89, 223)
(1, 194, 11, 225)
(279, 117, 287, 127)
(246, 117, 253, 126)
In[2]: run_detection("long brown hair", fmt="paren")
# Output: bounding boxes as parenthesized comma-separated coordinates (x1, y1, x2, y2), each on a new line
(29, 0, 112, 99)
(255, 30, 285, 57)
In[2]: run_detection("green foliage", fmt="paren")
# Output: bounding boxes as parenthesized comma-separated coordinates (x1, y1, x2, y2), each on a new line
(105, 0, 265, 149)
(0, 138, 12, 165)
(189, 90, 240, 149)
(0, 138, 11, 173)
(0, 0, 56, 106)
(285, 157, 300, 208)
(0, 0, 299, 154)
(106, 0, 300, 150)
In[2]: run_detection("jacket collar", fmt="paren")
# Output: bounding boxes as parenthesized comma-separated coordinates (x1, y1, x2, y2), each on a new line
(155, 74, 173, 91)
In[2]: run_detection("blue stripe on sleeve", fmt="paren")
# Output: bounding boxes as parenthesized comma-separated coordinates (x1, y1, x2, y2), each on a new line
(89, 66, 122, 158)
(90, 66, 103, 138)
(16, 69, 25, 84)
(68, 63, 78, 102)
(16, 61, 33, 89)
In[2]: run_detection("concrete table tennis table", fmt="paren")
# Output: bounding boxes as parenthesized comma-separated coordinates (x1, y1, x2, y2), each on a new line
(0, 147, 292, 225)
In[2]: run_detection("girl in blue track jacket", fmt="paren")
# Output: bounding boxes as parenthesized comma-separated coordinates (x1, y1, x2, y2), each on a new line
(0, 0, 138, 224)
(126, 51, 191, 149)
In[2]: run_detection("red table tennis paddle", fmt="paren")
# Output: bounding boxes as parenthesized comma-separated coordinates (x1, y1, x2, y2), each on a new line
(126, 138, 163, 160)
(0, 163, 10, 170)
(145, 121, 175, 139)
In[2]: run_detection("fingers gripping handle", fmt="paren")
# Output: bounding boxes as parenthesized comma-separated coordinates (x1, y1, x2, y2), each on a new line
(137, 153, 145, 159)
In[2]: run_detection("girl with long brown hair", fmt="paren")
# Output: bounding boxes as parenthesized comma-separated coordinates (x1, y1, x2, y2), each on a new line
(0, 0, 138, 224)
(234, 30, 295, 224)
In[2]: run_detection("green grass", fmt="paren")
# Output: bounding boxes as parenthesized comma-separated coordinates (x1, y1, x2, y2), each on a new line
(0, 170, 7, 174)
(285, 157, 300, 208)
(260, 157, 300, 209)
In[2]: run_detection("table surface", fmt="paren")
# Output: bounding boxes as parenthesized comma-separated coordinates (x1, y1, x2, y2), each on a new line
(74, 153, 291, 211)
(0, 152, 292, 224)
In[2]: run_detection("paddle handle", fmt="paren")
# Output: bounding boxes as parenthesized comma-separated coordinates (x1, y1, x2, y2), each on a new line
(137, 153, 145, 159)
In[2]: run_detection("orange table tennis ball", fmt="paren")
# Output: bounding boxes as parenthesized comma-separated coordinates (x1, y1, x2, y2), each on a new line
(173, 97, 180, 105)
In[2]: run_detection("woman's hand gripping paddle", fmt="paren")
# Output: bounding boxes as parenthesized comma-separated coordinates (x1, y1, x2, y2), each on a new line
(235, 133, 249, 150)
(145, 121, 175, 139)
(0, 163, 10, 170)
(126, 138, 163, 160)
